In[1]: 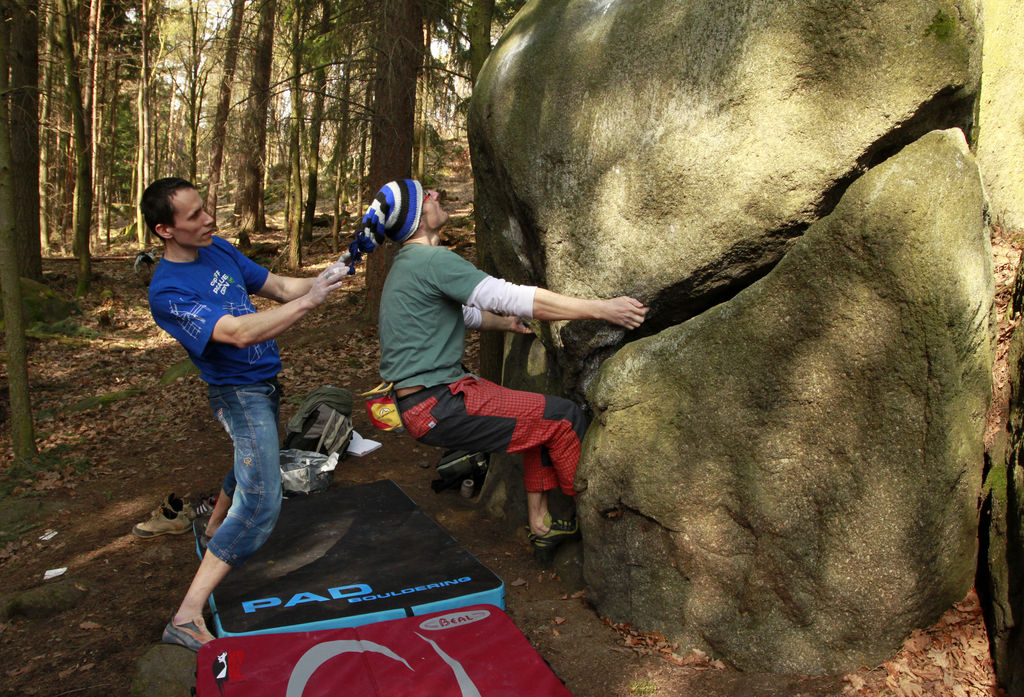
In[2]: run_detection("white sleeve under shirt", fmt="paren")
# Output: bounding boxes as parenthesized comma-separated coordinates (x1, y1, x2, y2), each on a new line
(461, 276, 537, 329)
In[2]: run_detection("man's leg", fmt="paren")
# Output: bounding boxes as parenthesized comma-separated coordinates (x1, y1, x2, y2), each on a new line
(165, 552, 230, 647)
(163, 380, 281, 650)
(205, 380, 282, 566)
(204, 487, 231, 538)
(401, 377, 586, 538)
(174, 552, 232, 622)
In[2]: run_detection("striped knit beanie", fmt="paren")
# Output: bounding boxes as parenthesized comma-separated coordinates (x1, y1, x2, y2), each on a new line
(362, 179, 423, 246)
(344, 179, 423, 274)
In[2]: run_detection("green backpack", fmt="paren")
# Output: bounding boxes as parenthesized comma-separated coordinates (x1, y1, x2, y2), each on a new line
(283, 385, 354, 456)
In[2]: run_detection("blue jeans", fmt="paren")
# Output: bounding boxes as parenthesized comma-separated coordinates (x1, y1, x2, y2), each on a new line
(206, 379, 282, 566)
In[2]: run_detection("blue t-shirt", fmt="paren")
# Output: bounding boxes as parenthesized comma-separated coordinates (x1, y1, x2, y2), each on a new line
(148, 236, 280, 385)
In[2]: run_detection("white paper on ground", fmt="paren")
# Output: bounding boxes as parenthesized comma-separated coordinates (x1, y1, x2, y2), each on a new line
(44, 567, 67, 581)
(346, 430, 382, 456)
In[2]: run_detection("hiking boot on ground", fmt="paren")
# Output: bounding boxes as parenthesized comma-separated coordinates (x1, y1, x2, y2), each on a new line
(132, 493, 193, 538)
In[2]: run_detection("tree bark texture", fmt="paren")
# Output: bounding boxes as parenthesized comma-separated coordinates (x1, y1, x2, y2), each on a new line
(204, 0, 245, 219)
(235, 0, 277, 244)
(85, 0, 101, 185)
(301, 0, 330, 248)
(468, 0, 494, 83)
(37, 0, 54, 253)
(286, 5, 303, 268)
(0, 8, 38, 458)
(330, 39, 355, 254)
(102, 61, 119, 242)
(134, 0, 151, 247)
(9, 0, 42, 281)
(56, 0, 94, 295)
(186, 0, 203, 183)
(363, 0, 424, 323)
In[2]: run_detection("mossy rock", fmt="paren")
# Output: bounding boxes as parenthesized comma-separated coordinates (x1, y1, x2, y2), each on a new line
(0, 278, 79, 330)
(131, 645, 197, 697)
(1, 579, 88, 621)
(0, 498, 51, 541)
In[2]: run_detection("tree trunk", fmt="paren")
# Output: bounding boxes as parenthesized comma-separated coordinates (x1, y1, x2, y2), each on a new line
(184, 0, 207, 184)
(0, 9, 38, 459)
(103, 62, 119, 244)
(134, 0, 151, 247)
(301, 0, 329, 248)
(235, 0, 276, 245)
(330, 38, 354, 254)
(134, 80, 146, 246)
(85, 0, 101, 189)
(37, 0, 54, 254)
(9, 0, 42, 281)
(56, 0, 94, 295)
(414, 21, 429, 181)
(468, 0, 501, 384)
(468, 0, 494, 83)
(95, 46, 109, 246)
(205, 0, 244, 219)
(357, 96, 367, 214)
(286, 3, 303, 269)
(58, 128, 71, 251)
(363, 0, 424, 323)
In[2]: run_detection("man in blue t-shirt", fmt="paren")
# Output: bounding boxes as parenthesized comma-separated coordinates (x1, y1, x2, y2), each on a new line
(142, 177, 347, 651)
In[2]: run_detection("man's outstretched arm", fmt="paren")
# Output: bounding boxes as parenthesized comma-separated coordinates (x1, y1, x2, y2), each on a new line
(211, 264, 346, 348)
(531, 288, 649, 330)
(464, 277, 649, 332)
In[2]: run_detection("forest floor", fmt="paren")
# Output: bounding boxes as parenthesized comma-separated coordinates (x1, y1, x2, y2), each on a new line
(0, 164, 1017, 697)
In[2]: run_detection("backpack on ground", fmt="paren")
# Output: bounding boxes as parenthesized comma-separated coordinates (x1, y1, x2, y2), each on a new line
(283, 385, 354, 457)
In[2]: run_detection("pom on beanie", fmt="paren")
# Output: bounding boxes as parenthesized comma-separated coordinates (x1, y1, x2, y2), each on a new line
(346, 179, 423, 274)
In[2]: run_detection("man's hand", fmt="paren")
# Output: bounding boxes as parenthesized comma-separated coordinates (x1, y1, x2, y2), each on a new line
(307, 262, 348, 307)
(508, 317, 534, 334)
(599, 297, 649, 330)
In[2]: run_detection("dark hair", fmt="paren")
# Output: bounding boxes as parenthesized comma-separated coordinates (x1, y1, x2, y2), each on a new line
(141, 177, 196, 235)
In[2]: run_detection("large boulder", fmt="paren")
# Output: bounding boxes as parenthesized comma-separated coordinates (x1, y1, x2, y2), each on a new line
(980, 286, 1024, 696)
(980, 444, 1024, 697)
(577, 129, 993, 674)
(469, 0, 982, 394)
(975, 0, 1024, 232)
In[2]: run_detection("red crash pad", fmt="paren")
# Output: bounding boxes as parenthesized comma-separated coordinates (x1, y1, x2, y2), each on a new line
(195, 604, 573, 696)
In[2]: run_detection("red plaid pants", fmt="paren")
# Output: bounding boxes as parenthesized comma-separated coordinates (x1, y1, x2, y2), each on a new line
(397, 376, 588, 495)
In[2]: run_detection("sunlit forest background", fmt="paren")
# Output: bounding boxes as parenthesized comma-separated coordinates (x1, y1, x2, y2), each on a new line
(1, 0, 525, 458)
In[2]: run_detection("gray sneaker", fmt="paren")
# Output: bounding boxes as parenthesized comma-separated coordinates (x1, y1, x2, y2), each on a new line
(162, 617, 215, 651)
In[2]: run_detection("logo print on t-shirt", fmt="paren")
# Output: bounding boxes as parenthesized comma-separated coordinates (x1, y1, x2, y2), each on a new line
(210, 270, 235, 295)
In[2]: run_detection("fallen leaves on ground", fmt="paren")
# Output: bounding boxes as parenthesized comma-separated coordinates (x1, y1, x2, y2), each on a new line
(601, 618, 726, 669)
(843, 590, 1003, 697)
(985, 226, 1023, 450)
